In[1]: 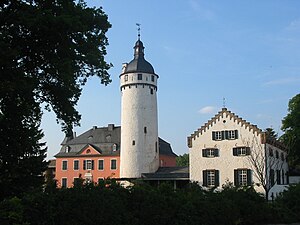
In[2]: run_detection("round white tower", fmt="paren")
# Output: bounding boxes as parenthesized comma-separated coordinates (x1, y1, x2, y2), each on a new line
(120, 38, 159, 178)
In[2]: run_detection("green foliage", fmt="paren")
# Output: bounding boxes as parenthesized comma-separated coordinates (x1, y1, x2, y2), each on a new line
(0, 0, 111, 199)
(274, 183, 300, 222)
(0, 197, 29, 225)
(176, 153, 189, 166)
(1, 181, 291, 225)
(264, 127, 278, 140)
(281, 93, 300, 166)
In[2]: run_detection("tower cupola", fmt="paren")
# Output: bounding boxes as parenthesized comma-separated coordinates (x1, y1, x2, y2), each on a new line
(123, 39, 155, 74)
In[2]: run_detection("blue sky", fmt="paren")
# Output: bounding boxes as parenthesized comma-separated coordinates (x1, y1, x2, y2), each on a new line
(42, 0, 300, 159)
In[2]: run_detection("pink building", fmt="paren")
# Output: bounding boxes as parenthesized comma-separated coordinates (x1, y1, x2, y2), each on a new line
(55, 124, 177, 188)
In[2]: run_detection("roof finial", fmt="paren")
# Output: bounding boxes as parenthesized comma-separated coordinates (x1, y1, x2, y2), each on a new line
(136, 23, 141, 40)
(223, 97, 226, 109)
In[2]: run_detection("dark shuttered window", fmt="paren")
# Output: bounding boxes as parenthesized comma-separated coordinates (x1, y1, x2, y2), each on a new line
(233, 147, 250, 156)
(83, 160, 94, 170)
(234, 169, 252, 186)
(202, 148, 219, 157)
(203, 170, 219, 187)
(212, 130, 238, 141)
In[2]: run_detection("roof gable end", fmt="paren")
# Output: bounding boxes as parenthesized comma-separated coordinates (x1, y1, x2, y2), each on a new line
(187, 108, 263, 148)
(77, 144, 102, 156)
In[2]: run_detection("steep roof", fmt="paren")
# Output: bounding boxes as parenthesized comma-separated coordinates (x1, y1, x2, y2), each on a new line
(55, 124, 177, 157)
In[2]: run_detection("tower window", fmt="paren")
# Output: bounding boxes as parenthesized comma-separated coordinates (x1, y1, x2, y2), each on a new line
(151, 75, 155, 82)
(138, 74, 142, 80)
(132, 140, 135, 145)
(124, 75, 128, 81)
(144, 127, 147, 134)
(150, 89, 153, 95)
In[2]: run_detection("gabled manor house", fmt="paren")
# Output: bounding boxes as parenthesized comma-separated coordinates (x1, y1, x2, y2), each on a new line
(188, 108, 289, 198)
(53, 35, 289, 198)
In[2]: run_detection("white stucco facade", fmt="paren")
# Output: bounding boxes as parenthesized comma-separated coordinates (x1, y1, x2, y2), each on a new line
(119, 41, 159, 178)
(188, 108, 288, 198)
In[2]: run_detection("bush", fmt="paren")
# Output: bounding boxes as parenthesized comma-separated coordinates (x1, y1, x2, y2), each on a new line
(1, 181, 299, 225)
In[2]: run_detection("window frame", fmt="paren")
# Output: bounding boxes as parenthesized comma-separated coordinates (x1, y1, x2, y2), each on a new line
(270, 169, 275, 186)
(83, 159, 94, 170)
(73, 160, 79, 170)
(212, 130, 238, 140)
(233, 147, 250, 156)
(203, 169, 219, 187)
(275, 150, 279, 159)
(62, 160, 68, 170)
(98, 159, 104, 171)
(138, 73, 142, 80)
(202, 148, 219, 158)
(234, 169, 252, 186)
(110, 159, 117, 170)
(228, 130, 235, 139)
(61, 178, 67, 188)
(215, 131, 222, 140)
(151, 75, 155, 82)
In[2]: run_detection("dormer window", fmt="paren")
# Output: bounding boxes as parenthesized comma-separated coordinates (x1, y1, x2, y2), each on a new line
(112, 144, 117, 151)
(65, 146, 70, 153)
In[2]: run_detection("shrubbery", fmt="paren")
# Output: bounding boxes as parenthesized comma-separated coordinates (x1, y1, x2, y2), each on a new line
(1, 181, 299, 225)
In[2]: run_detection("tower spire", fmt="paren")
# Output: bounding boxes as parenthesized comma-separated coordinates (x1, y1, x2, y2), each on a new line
(136, 23, 141, 40)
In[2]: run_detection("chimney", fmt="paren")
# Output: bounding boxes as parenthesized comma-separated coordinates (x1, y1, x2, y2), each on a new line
(122, 63, 128, 73)
(108, 124, 114, 131)
(93, 126, 97, 130)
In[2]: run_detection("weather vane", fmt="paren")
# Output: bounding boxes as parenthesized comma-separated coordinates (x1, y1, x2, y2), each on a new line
(223, 97, 226, 108)
(136, 23, 141, 39)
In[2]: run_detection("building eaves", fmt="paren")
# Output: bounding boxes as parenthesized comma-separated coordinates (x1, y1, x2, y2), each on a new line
(141, 167, 189, 180)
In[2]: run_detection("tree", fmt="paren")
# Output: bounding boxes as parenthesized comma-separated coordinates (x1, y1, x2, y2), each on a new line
(281, 94, 300, 167)
(265, 127, 278, 140)
(242, 132, 286, 200)
(176, 153, 189, 166)
(0, 0, 111, 199)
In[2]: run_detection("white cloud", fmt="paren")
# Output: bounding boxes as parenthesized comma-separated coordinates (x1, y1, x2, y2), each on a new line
(188, 0, 216, 21)
(263, 77, 300, 86)
(286, 19, 300, 31)
(198, 106, 215, 114)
